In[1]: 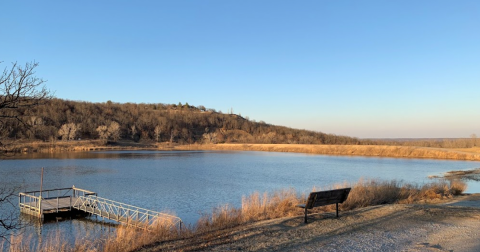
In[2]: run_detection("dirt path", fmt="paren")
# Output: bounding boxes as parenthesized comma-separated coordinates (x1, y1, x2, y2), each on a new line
(140, 194, 480, 252)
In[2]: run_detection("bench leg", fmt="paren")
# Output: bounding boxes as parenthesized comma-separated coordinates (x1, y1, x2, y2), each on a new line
(336, 203, 339, 218)
(304, 208, 308, 224)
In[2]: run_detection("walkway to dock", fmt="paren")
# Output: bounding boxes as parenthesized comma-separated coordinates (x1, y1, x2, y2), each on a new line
(19, 186, 183, 230)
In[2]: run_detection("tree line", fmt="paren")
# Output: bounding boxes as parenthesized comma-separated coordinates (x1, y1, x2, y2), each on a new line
(7, 98, 362, 145)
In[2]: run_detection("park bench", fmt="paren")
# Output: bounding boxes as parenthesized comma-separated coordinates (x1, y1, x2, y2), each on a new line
(297, 188, 351, 223)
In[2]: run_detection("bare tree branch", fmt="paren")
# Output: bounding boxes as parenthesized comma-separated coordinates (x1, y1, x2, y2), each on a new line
(0, 61, 51, 112)
(0, 185, 21, 240)
(0, 61, 52, 240)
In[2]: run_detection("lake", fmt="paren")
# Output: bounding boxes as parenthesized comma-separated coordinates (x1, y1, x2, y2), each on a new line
(1, 150, 480, 244)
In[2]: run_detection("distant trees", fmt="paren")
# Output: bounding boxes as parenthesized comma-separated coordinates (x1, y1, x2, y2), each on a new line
(0, 91, 372, 146)
(4, 94, 479, 149)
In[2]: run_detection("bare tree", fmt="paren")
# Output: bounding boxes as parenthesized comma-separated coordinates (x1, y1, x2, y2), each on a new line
(154, 125, 161, 142)
(0, 186, 20, 240)
(108, 121, 120, 142)
(96, 125, 109, 143)
(58, 124, 69, 141)
(130, 125, 137, 140)
(0, 61, 51, 150)
(0, 61, 51, 240)
(58, 123, 79, 141)
(203, 132, 217, 144)
(96, 122, 120, 143)
(170, 128, 178, 143)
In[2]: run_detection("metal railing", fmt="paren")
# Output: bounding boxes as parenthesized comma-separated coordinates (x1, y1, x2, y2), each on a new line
(19, 187, 94, 217)
(19, 192, 42, 217)
(22, 187, 72, 199)
(72, 186, 97, 198)
(73, 195, 183, 230)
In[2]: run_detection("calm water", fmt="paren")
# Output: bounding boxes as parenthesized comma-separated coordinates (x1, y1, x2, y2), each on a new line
(1, 150, 480, 245)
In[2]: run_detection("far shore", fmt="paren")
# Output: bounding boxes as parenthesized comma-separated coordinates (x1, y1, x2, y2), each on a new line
(8, 140, 480, 161)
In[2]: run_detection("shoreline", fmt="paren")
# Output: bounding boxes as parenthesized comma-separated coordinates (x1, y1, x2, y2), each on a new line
(139, 194, 480, 252)
(7, 141, 480, 161)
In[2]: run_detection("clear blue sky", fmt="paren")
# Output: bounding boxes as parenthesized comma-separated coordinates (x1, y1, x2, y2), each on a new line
(2, 1, 479, 138)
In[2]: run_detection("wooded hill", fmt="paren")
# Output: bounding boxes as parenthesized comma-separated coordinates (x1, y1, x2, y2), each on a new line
(9, 99, 361, 145)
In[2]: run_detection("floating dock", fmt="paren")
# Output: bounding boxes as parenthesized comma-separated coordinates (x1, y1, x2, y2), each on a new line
(19, 186, 182, 230)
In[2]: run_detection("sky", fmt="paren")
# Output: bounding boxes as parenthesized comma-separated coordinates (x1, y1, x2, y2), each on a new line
(1, 1, 479, 138)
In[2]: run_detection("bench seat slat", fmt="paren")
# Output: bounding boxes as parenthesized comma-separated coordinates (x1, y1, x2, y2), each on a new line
(311, 198, 345, 207)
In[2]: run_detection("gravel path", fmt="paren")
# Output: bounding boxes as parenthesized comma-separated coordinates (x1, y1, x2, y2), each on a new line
(140, 194, 480, 252)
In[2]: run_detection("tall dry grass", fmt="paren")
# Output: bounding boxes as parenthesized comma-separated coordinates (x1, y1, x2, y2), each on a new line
(196, 178, 467, 233)
(178, 143, 480, 161)
(4, 178, 467, 252)
(340, 179, 466, 210)
(196, 189, 305, 233)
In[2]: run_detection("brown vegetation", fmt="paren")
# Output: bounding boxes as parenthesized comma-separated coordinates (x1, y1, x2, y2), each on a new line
(3, 179, 467, 252)
(5, 98, 360, 147)
(376, 137, 480, 149)
(4, 97, 479, 159)
(178, 143, 480, 161)
(9, 141, 480, 161)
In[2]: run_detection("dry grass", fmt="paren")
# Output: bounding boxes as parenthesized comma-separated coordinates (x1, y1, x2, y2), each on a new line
(8, 139, 161, 153)
(447, 179, 468, 196)
(178, 143, 480, 161)
(10, 141, 480, 162)
(450, 147, 480, 154)
(5, 231, 80, 252)
(196, 189, 305, 233)
(197, 178, 468, 233)
(340, 179, 465, 208)
(4, 179, 468, 252)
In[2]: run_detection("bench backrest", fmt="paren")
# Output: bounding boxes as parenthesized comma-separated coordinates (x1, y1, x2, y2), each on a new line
(306, 188, 351, 209)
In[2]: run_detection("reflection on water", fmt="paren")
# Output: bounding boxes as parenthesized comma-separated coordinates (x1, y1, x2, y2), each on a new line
(465, 174, 480, 182)
(8, 150, 204, 160)
(1, 150, 480, 248)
